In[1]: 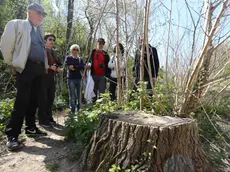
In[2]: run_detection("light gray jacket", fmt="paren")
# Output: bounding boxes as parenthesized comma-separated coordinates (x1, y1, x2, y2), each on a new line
(0, 19, 48, 73)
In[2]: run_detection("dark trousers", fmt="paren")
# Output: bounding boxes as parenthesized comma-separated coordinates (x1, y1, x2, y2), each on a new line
(92, 74, 106, 100)
(109, 77, 117, 101)
(109, 77, 125, 101)
(5, 60, 46, 138)
(38, 72, 56, 122)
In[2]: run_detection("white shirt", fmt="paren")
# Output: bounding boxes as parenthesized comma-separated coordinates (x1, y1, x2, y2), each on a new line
(108, 55, 125, 78)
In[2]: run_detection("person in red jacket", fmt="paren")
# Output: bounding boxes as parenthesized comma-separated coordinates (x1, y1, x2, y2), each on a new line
(87, 38, 110, 101)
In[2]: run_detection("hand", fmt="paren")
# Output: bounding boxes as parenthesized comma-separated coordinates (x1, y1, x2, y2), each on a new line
(51, 65, 57, 71)
(68, 65, 74, 70)
(12, 66, 16, 74)
(56, 67, 61, 73)
(85, 66, 91, 70)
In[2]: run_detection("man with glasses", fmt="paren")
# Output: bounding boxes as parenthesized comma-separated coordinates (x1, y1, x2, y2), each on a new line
(0, 3, 48, 151)
(87, 38, 110, 101)
(38, 33, 62, 127)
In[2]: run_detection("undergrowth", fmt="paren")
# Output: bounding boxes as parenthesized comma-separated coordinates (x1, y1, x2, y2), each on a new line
(64, 82, 230, 170)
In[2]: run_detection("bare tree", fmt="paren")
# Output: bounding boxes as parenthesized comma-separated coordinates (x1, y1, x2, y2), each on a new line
(85, 0, 95, 55)
(139, 0, 150, 110)
(65, 0, 74, 52)
(115, 0, 122, 106)
(180, 0, 230, 116)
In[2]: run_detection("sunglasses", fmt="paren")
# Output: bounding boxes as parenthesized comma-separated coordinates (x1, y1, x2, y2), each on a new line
(48, 38, 55, 42)
(73, 49, 79, 51)
(35, 11, 46, 17)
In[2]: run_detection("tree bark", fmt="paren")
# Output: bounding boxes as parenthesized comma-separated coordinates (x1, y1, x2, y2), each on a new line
(66, 0, 74, 50)
(80, 111, 212, 172)
(85, 2, 94, 55)
(115, 0, 122, 106)
(140, 0, 149, 110)
(122, 0, 129, 103)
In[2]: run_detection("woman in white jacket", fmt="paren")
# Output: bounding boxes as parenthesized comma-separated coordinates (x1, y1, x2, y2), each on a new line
(108, 43, 125, 101)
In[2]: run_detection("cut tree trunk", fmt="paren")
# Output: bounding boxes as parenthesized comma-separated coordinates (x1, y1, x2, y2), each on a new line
(80, 111, 212, 172)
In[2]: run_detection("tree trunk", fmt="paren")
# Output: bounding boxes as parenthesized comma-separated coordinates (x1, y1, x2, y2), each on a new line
(115, 0, 122, 106)
(66, 0, 74, 50)
(140, 0, 149, 110)
(80, 111, 212, 172)
(85, 2, 94, 55)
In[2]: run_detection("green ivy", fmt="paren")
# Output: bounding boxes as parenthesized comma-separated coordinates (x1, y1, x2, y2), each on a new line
(0, 98, 14, 131)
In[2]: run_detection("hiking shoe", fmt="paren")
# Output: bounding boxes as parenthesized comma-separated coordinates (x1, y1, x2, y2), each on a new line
(48, 119, 57, 125)
(25, 127, 47, 136)
(6, 137, 24, 151)
(39, 121, 52, 128)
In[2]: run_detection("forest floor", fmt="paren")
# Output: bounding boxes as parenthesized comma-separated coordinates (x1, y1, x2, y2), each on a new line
(0, 111, 80, 172)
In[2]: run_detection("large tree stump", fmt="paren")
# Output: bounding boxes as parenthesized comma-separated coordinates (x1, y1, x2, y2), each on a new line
(80, 111, 212, 172)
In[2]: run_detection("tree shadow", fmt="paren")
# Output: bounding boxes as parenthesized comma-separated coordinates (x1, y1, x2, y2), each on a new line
(20, 136, 79, 171)
(42, 124, 66, 136)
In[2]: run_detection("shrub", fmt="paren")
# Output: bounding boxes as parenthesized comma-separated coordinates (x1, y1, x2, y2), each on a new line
(0, 98, 14, 131)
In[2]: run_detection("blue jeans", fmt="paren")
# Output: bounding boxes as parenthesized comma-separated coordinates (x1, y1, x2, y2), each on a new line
(67, 79, 81, 112)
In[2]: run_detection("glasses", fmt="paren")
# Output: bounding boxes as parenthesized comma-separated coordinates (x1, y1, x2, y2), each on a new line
(35, 11, 46, 17)
(73, 49, 79, 51)
(48, 38, 55, 42)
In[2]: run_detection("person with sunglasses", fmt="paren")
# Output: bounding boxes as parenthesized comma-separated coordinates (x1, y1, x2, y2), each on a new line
(0, 3, 48, 151)
(37, 33, 62, 127)
(65, 44, 85, 113)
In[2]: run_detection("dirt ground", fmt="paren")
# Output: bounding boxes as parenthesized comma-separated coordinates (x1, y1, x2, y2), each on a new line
(0, 111, 80, 172)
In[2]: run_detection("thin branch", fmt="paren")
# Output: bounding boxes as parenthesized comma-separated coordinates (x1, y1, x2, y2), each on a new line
(213, 34, 230, 50)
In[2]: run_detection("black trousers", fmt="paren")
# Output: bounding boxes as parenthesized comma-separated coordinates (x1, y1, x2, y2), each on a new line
(109, 77, 125, 101)
(38, 72, 56, 122)
(92, 74, 106, 101)
(5, 60, 46, 138)
(109, 77, 117, 101)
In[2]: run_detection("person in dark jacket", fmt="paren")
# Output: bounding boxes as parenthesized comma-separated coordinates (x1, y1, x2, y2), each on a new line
(65, 44, 85, 113)
(87, 38, 110, 101)
(38, 33, 62, 127)
(133, 43, 159, 90)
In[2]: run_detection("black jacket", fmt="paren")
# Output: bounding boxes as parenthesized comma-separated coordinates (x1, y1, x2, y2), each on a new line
(89, 49, 110, 77)
(133, 45, 159, 80)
